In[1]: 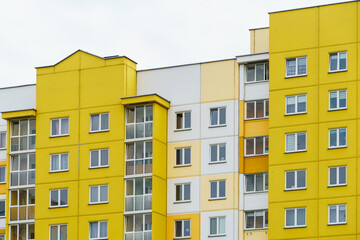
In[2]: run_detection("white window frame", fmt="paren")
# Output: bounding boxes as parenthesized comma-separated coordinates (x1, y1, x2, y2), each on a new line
(209, 216, 226, 236)
(49, 224, 68, 240)
(285, 132, 307, 153)
(328, 204, 347, 225)
(245, 62, 269, 83)
(245, 173, 268, 193)
(175, 147, 191, 167)
(285, 170, 307, 191)
(0, 234, 4, 240)
(125, 105, 153, 140)
(125, 214, 152, 239)
(245, 210, 268, 230)
(210, 107, 226, 127)
(125, 178, 152, 212)
(175, 183, 191, 203)
(90, 149, 109, 169)
(89, 185, 109, 205)
(9, 224, 35, 240)
(175, 111, 191, 131)
(50, 153, 69, 173)
(50, 117, 69, 137)
(285, 94, 307, 115)
(329, 51, 347, 72)
(0, 166, 5, 184)
(328, 128, 347, 149)
(285, 207, 306, 228)
(125, 141, 152, 177)
(10, 153, 36, 188)
(89, 220, 108, 240)
(329, 89, 347, 111)
(49, 188, 68, 208)
(245, 100, 269, 120)
(90, 113, 109, 133)
(244, 136, 268, 156)
(174, 219, 191, 239)
(209, 180, 226, 200)
(0, 200, 5, 218)
(9, 188, 35, 223)
(209, 143, 226, 163)
(10, 119, 36, 152)
(328, 166, 347, 187)
(286, 57, 307, 77)
(0, 132, 6, 149)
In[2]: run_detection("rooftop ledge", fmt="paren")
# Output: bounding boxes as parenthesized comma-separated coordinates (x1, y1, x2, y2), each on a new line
(121, 94, 170, 109)
(2, 109, 36, 119)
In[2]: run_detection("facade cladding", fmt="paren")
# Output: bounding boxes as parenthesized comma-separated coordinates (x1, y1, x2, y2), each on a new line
(0, 1, 359, 239)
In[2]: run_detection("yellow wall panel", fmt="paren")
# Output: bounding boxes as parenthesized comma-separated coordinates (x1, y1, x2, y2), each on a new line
(153, 103, 168, 144)
(35, 217, 78, 240)
(239, 100, 245, 137)
(167, 140, 200, 179)
(78, 213, 123, 239)
(152, 175, 167, 216)
(245, 230, 268, 240)
(153, 212, 166, 240)
(153, 139, 167, 180)
(244, 156, 268, 174)
(244, 119, 269, 137)
(54, 52, 81, 72)
(239, 137, 244, 174)
(167, 213, 200, 240)
(126, 65, 137, 97)
(80, 52, 106, 69)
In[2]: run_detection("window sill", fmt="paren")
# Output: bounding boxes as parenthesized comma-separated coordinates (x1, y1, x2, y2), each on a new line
(124, 173, 152, 179)
(174, 237, 191, 240)
(245, 191, 268, 194)
(0, 182, 5, 185)
(245, 80, 269, 85)
(209, 124, 227, 129)
(50, 134, 69, 138)
(244, 154, 268, 158)
(89, 129, 109, 134)
(174, 164, 192, 168)
(328, 108, 347, 112)
(284, 188, 307, 191)
(284, 225, 306, 229)
(49, 170, 69, 174)
(244, 228, 268, 231)
(209, 161, 227, 165)
(0, 148, 6, 150)
(328, 222, 347, 226)
(174, 200, 191, 204)
(328, 69, 347, 74)
(244, 117, 269, 121)
(89, 166, 109, 170)
(174, 128, 192, 132)
(9, 149, 36, 155)
(328, 146, 347, 150)
(284, 150, 307, 154)
(89, 202, 109, 205)
(209, 197, 226, 201)
(124, 137, 152, 143)
(209, 234, 227, 237)
(49, 205, 68, 209)
(284, 112, 307, 116)
(285, 74, 307, 79)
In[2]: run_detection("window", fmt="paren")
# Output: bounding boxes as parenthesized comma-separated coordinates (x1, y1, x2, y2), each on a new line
(10, 224, 34, 240)
(329, 128, 347, 149)
(245, 136, 268, 156)
(286, 57, 307, 77)
(329, 52, 347, 72)
(246, 62, 269, 83)
(9, 188, 35, 222)
(50, 153, 69, 172)
(0, 166, 5, 183)
(11, 119, 36, 152)
(210, 144, 226, 163)
(210, 180, 226, 200)
(125, 141, 152, 176)
(50, 224, 67, 240)
(125, 214, 152, 240)
(285, 208, 306, 228)
(329, 204, 346, 225)
(90, 149, 109, 168)
(176, 111, 191, 130)
(175, 220, 190, 238)
(286, 95, 306, 115)
(285, 170, 306, 190)
(245, 210, 268, 230)
(10, 153, 35, 187)
(245, 100, 269, 119)
(89, 221, 108, 240)
(126, 105, 153, 139)
(0, 132, 5, 149)
(329, 166, 346, 187)
(0, 200, 5, 218)
(329, 90, 347, 110)
(175, 183, 190, 202)
(89, 185, 108, 204)
(90, 113, 109, 132)
(175, 147, 191, 166)
(50, 189, 68, 208)
(285, 132, 306, 153)
(209, 217, 225, 236)
(245, 173, 268, 192)
(210, 107, 226, 126)
(51, 118, 69, 137)
(0, 234, 4, 240)
(125, 178, 152, 212)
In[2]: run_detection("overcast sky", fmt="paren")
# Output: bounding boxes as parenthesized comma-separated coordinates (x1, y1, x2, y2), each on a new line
(0, 0, 352, 88)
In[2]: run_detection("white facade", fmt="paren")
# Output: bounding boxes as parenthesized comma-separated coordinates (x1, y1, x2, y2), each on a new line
(200, 210, 239, 240)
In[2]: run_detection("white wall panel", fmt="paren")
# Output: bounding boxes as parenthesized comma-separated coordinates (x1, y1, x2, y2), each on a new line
(200, 100, 238, 139)
(167, 177, 200, 215)
(239, 174, 244, 211)
(137, 64, 201, 106)
(0, 85, 36, 112)
(244, 82, 269, 101)
(0, 151, 5, 161)
(201, 210, 238, 240)
(200, 136, 238, 175)
(168, 104, 201, 142)
(244, 192, 268, 211)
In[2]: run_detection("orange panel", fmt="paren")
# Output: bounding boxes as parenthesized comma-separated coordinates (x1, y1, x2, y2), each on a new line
(244, 119, 269, 137)
(244, 155, 268, 174)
